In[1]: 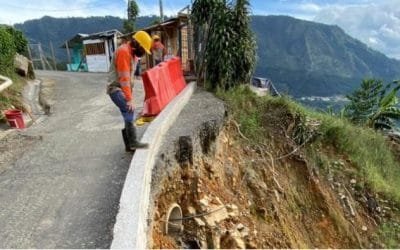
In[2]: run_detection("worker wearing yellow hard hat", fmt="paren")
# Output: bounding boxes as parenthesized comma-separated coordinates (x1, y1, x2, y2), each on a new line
(151, 34, 166, 65)
(107, 30, 152, 152)
(133, 31, 152, 55)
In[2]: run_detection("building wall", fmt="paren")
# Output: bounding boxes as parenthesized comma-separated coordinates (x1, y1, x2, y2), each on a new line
(83, 39, 109, 72)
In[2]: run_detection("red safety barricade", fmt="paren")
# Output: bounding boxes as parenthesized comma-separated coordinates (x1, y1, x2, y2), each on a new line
(141, 57, 187, 117)
(157, 62, 177, 106)
(167, 57, 186, 94)
(142, 67, 162, 116)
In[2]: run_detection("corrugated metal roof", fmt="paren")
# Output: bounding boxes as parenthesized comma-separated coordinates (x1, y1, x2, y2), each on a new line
(61, 29, 122, 48)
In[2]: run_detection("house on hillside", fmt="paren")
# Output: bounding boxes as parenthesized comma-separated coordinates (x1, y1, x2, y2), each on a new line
(250, 77, 280, 97)
(62, 29, 122, 72)
(141, 10, 195, 75)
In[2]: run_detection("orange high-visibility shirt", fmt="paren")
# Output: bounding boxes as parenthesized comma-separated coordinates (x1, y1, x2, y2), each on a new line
(115, 43, 133, 101)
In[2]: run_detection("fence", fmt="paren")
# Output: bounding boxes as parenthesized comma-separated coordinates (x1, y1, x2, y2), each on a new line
(28, 43, 57, 70)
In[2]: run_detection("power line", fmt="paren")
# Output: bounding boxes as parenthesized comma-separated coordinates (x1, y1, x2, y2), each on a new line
(1, 2, 117, 12)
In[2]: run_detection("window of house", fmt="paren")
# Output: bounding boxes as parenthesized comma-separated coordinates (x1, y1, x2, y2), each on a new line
(85, 42, 105, 55)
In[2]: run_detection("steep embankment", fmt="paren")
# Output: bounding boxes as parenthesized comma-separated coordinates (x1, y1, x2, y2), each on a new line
(150, 88, 400, 249)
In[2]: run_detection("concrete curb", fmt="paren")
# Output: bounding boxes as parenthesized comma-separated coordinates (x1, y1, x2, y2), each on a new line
(0, 75, 13, 93)
(111, 82, 197, 249)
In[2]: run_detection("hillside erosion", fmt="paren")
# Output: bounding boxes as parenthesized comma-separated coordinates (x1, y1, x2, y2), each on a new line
(148, 88, 400, 249)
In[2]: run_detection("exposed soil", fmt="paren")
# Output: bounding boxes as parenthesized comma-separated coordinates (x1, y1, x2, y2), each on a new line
(150, 113, 400, 248)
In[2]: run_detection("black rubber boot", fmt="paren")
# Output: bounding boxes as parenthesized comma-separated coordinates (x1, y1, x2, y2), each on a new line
(121, 129, 135, 152)
(125, 122, 149, 149)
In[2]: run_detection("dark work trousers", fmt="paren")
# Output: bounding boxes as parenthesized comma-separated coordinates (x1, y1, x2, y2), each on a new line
(109, 90, 134, 123)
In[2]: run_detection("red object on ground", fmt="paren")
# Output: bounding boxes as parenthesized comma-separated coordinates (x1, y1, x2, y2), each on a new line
(4, 109, 25, 129)
(142, 57, 187, 117)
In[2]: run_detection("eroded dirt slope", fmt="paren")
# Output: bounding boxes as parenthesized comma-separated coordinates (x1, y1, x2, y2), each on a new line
(150, 100, 399, 249)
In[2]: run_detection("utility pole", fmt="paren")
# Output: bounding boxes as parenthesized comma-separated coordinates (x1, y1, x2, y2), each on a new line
(159, 0, 164, 22)
(50, 41, 57, 70)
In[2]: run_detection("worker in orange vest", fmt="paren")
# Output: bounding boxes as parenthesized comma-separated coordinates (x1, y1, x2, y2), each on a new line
(107, 31, 152, 151)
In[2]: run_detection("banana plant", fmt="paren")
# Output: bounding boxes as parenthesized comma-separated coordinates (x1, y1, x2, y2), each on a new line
(345, 79, 400, 131)
(368, 80, 400, 130)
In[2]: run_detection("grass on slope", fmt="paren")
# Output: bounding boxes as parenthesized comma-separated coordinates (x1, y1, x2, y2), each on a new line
(0, 75, 27, 121)
(218, 86, 400, 204)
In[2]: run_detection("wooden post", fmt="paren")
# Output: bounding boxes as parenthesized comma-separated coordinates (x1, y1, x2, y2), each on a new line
(65, 41, 71, 65)
(50, 41, 57, 70)
(38, 43, 46, 70)
(27, 45, 35, 70)
(159, 0, 164, 22)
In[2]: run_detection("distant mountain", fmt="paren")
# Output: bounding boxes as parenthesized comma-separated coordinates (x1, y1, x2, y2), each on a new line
(14, 15, 157, 62)
(251, 15, 400, 97)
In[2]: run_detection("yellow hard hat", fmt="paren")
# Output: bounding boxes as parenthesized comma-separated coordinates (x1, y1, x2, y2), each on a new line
(133, 31, 152, 55)
(152, 34, 160, 40)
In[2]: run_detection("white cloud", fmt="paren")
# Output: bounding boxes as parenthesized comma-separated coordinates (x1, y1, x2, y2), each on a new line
(298, 3, 322, 13)
(314, 0, 400, 59)
(0, 0, 126, 24)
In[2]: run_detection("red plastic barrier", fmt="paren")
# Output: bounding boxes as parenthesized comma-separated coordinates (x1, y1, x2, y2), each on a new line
(142, 57, 187, 117)
(167, 57, 186, 94)
(158, 62, 177, 108)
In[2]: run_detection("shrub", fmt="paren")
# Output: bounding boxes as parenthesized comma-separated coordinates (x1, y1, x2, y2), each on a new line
(0, 26, 16, 75)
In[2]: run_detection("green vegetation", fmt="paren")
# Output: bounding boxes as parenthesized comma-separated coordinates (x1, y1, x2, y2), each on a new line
(377, 222, 400, 248)
(0, 77, 27, 121)
(4, 26, 28, 56)
(0, 25, 28, 76)
(123, 0, 139, 33)
(344, 79, 400, 130)
(0, 26, 16, 76)
(0, 26, 29, 121)
(192, 0, 256, 90)
(219, 86, 400, 203)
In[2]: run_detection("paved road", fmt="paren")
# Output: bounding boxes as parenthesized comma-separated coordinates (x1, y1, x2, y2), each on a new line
(0, 71, 145, 248)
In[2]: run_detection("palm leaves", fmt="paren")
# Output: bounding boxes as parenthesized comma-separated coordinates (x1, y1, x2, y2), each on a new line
(191, 0, 256, 90)
(344, 79, 400, 131)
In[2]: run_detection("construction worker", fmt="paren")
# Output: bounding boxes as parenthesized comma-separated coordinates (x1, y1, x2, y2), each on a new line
(151, 34, 165, 65)
(107, 31, 152, 152)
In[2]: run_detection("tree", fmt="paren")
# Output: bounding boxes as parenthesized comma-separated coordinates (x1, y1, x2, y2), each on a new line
(344, 79, 400, 130)
(5, 26, 28, 56)
(232, 0, 256, 85)
(191, 0, 256, 90)
(123, 0, 139, 33)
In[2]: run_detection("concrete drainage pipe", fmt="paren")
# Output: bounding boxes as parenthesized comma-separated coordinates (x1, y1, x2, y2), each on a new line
(165, 203, 183, 235)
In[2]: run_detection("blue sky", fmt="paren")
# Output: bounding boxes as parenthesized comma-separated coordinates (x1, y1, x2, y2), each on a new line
(0, 0, 398, 59)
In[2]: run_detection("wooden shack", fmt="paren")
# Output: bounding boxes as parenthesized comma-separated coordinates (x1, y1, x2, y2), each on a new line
(141, 12, 194, 75)
(62, 30, 122, 72)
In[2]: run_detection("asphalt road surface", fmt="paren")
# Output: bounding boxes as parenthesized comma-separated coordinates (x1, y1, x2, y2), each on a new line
(0, 71, 145, 248)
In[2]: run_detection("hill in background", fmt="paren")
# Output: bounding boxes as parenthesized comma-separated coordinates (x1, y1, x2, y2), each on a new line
(14, 15, 157, 63)
(14, 15, 400, 97)
(251, 15, 400, 97)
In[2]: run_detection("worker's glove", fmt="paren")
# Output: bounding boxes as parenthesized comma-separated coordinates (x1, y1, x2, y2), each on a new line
(127, 99, 135, 112)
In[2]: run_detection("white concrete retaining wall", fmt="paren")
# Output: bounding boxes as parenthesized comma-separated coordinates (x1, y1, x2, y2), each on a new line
(0, 75, 13, 93)
(111, 82, 197, 249)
